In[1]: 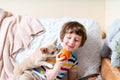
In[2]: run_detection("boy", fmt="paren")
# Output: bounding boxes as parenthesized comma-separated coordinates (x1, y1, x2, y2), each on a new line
(45, 21, 87, 80)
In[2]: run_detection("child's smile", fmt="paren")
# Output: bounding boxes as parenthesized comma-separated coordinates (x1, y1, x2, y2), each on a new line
(62, 33, 82, 51)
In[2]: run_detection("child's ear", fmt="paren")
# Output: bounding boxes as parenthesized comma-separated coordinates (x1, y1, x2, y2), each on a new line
(40, 48, 48, 54)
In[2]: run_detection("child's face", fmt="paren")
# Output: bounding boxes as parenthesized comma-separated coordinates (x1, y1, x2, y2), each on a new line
(62, 33, 82, 51)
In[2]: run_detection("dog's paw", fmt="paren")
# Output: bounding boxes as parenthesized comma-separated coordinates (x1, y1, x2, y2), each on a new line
(47, 64, 53, 68)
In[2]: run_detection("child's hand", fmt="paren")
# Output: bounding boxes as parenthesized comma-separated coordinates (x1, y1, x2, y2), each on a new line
(56, 52, 67, 66)
(88, 76, 97, 80)
(45, 53, 67, 80)
(58, 49, 71, 61)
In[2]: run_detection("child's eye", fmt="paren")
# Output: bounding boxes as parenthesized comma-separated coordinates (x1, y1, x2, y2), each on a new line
(74, 39, 80, 42)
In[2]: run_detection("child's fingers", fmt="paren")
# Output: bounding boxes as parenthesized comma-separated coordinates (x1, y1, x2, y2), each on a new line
(56, 52, 62, 58)
(57, 56, 68, 64)
(59, 56, 66, 61)
(88, 76, 97, 80)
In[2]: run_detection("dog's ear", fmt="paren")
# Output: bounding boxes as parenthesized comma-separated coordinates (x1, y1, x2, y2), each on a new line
(40, 48, 48, 54)
(53, 39, 57, 45)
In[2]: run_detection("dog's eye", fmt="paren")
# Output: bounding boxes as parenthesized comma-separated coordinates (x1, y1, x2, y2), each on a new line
(56, 48, 58, 51)
(51, 51, 54, 54)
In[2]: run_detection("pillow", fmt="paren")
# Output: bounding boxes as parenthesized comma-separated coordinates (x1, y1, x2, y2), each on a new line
(15, 17, 102, 78)
(74, 19, 102, 78)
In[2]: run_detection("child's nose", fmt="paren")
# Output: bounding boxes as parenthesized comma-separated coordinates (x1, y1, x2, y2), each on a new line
(69, 39, 74, 45)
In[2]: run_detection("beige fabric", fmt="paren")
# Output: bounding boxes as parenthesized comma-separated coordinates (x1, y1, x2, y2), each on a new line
(15, 70, 44, 80)
(0, 8, 45, 80)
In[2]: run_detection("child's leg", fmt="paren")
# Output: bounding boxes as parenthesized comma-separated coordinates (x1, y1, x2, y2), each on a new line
(16, 70, 43, 80)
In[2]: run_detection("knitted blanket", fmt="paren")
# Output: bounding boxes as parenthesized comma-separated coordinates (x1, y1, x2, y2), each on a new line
(0, 9, 45, 80)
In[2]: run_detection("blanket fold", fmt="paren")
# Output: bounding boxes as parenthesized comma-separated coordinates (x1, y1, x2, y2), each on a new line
(0, 9, 45, 80)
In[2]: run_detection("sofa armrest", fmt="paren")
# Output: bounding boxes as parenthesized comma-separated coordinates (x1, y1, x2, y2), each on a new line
(101, 58, 120, 80)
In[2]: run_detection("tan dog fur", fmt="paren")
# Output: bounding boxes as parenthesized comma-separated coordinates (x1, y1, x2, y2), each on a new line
(13, 43, 58, 80)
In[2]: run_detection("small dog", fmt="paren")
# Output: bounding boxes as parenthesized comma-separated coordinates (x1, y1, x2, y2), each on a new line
(13, 43, 58, 80)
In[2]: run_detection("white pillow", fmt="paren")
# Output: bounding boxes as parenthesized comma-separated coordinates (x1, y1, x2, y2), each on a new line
(74, 19, 102, 78)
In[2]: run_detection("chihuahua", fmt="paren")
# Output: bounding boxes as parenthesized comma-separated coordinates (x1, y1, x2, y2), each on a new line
(13, 43, 58, 80)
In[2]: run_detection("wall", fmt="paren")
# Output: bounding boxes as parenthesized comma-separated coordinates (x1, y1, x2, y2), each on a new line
(106, 0, 120, 32)
(0, 0, 105, 31)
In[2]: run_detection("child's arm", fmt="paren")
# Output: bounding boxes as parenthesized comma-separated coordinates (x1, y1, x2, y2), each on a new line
(68, 71, 78, 80)
(68, 58, 78, 80)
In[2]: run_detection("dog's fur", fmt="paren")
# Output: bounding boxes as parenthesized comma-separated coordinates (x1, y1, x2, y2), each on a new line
(13, 43, 58, 80)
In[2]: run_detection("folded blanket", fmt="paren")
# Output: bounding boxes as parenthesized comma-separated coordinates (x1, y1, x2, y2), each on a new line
(0, 9, 45, 80)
